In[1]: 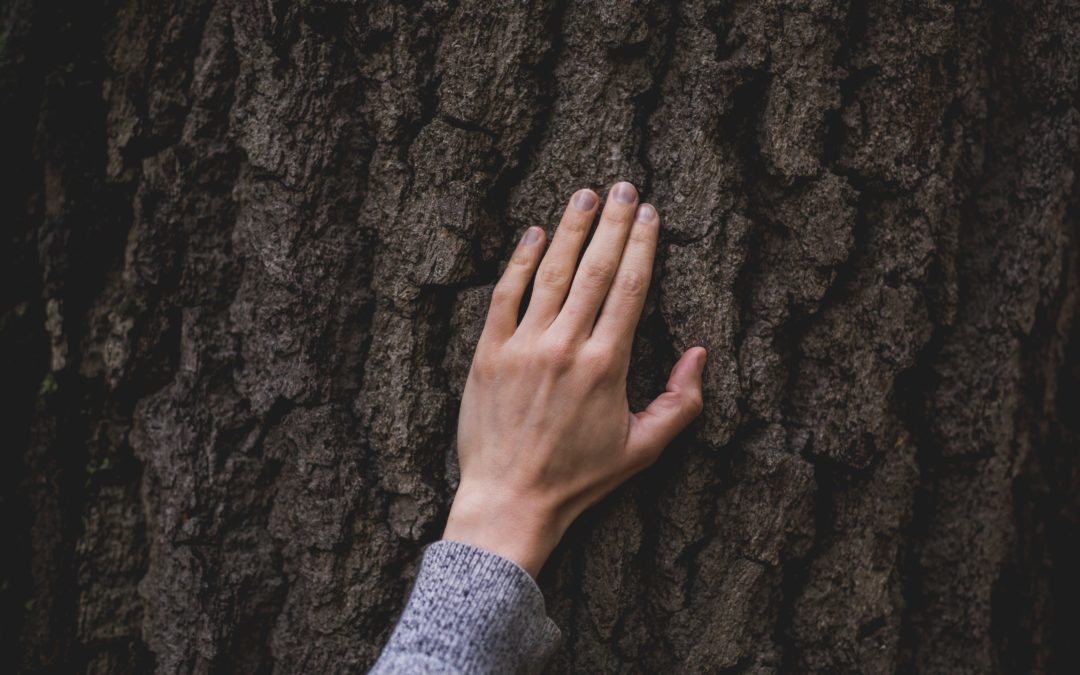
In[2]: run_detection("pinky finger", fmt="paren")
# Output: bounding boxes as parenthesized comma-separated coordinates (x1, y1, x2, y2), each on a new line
(482, 227, 546, 342)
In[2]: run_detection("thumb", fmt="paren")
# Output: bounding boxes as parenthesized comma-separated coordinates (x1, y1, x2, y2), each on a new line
(627, 347, 706, 465)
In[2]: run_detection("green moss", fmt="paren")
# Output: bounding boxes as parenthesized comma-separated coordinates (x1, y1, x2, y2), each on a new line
(85, 457, 111, 476)
(38, 373, 58, 396)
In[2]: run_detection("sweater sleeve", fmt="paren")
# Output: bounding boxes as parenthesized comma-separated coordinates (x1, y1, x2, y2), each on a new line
(368, 540, 562, 674)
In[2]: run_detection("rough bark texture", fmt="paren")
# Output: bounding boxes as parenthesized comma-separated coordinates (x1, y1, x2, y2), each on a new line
(3, 0, 1080, 673)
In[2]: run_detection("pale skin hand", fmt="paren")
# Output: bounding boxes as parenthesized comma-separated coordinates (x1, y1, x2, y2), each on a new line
(443, 181, 707, 577)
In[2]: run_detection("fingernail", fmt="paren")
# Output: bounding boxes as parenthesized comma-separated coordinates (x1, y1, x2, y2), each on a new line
(612, 181, 637, 204)
(573, 189, 598, 210)
(636, 203, 657, 222)
(696, 348, 707, 371)
(523, 228, 540, 245)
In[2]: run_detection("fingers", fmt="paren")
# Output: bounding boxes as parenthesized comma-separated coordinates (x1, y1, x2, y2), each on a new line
(552, 181, 639, 335)
(520, 189, 599, 330)
(481, 227, 547, 342)
(591, 203, 659, 350)
(626, 347, 706, 465)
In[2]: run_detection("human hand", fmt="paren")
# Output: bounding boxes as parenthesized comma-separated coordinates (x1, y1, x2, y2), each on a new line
(443, 182, 707, 577)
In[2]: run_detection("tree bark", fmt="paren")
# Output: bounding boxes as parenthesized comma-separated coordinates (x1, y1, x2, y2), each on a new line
(3, 0, 1080, 673)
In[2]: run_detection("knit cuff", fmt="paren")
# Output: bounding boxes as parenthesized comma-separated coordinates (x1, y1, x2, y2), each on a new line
(377, 540, 561, 674)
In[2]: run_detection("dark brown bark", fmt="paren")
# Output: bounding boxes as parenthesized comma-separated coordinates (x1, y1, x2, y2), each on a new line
(3, 0, 1080, 672)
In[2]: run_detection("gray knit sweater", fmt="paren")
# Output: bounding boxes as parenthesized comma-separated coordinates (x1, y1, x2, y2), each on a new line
(370, 540, 561, 674)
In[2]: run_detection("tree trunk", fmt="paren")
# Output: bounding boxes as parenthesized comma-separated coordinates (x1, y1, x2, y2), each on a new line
(3, 0, 1080, 672)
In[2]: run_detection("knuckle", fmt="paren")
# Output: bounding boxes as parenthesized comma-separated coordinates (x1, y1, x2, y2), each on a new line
(579, 261, 615, 286)
(538, 264, 570, 288)
(561, 216, 590, 235)
(615, 269, 646, 294)
(509, 250, 533, 267)
(592, 355, 618, 379)
(546, 349, 574, 371)
(489, 283, 514, 307)
(540, 334, 576, 369)
(582, 343, 618, 377)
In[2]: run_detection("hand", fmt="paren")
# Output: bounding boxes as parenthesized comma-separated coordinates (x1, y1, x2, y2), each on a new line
(443, 181, 707, 577)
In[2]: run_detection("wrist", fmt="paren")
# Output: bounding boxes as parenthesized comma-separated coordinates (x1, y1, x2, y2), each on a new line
(442, 485, 565, 577)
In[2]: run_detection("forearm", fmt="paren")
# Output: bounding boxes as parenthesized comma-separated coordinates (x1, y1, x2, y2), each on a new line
(369, 541, 561, 674)
(441, 484, 567, 578)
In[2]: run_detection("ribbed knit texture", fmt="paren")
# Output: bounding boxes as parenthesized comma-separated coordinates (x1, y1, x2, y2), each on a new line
(369, 540, 561, 674)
